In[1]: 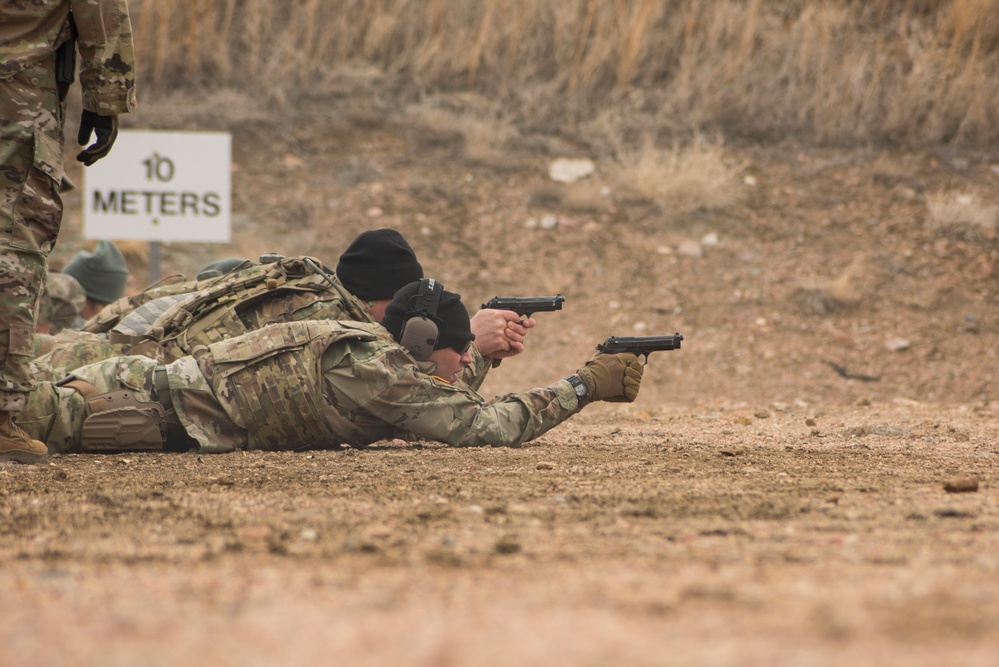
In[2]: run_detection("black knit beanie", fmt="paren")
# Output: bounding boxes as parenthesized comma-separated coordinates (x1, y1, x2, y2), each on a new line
(381, 281, 475, 354)
(336, 229, 424, 301)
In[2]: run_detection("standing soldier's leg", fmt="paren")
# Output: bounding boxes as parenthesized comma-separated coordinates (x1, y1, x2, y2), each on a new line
(1, 67, 66, 464)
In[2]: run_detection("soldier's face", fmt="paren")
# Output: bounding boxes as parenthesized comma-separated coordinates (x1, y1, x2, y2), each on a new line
(427, 346, 474, 383)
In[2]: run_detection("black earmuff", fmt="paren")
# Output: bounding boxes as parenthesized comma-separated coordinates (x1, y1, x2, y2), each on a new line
(398, 278, 443, 361)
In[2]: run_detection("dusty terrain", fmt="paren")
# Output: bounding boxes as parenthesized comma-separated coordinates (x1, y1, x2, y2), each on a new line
(2, 93, 998, 665)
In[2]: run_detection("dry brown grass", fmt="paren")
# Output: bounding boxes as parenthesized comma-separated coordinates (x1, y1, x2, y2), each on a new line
(610, 134, 747, 216)
(925, 190, 999, 241)
(129, 0, 999, 149)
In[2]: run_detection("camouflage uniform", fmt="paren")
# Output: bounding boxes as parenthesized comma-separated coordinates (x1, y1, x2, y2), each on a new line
(21, 320, 581, 453)
(31, 329, 119, 375)
(0, 0, 136, 412)
(30, 255, 499, 388)
(37, 271, 86, 334)
(30, 256, 374, 378)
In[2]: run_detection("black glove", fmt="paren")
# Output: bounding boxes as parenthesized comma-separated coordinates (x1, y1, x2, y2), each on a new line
(77, 110, 118, 166)
(576, 352, 644, 403)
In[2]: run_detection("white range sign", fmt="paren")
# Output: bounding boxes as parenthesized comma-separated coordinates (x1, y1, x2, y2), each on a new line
(83, 129, 231, 243)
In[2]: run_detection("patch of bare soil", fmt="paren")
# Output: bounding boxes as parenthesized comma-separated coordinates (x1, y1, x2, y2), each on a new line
(2, 405, 997, 666)
(5, 98, 999, 665)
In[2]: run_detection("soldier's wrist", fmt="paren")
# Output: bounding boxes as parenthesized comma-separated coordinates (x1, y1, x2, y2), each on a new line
(567, 374, 590, 405)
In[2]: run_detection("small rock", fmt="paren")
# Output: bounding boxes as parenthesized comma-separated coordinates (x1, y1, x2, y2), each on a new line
(539, 215, 558, 229)
(677, 241, 703, 258)
(805, 418, 817, 427)
(365, 525, 394, 539)
(536, 461, 556, 470)
(943, 476, 979, 493)
(548, 157, 595, 183)
(494, 536, 521, 554)
(885, 337, 910, 352)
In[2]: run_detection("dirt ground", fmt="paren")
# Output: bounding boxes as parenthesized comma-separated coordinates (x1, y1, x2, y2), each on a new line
(3, 93, 998, 665)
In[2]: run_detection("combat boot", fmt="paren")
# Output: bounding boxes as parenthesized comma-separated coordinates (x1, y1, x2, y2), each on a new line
(0, 411, 49, 464)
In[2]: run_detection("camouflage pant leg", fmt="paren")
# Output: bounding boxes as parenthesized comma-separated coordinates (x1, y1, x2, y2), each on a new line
(30, 331, 125, 382)
(15, 381, 85, 454)
(17, 355, 160, 453)
(166, 355, 246, 453)
(0, 67, 66, 411)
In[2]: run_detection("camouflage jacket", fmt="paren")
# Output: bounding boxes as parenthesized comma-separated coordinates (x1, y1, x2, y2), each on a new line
(0, 0, 137, 115)
(167, 320, 580, 452)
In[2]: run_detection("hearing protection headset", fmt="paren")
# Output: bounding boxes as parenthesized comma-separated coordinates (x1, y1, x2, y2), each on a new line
(398, 278, 443, 361)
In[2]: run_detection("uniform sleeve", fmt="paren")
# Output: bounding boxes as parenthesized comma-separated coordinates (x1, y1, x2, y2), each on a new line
(325, 344, 582, 448)
(459, 345, 493, 392)
(71, 0, 136, 114)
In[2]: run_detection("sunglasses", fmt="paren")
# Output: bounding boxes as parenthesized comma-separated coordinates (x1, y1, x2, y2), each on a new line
(451, 340, 473, 355)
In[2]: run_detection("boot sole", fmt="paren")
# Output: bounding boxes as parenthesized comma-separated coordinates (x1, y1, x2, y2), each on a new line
(0, 450, 49, 465)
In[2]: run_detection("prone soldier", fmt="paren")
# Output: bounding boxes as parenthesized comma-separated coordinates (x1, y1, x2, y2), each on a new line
(18, 280, 646, 453)
(30, 229, 535, 393)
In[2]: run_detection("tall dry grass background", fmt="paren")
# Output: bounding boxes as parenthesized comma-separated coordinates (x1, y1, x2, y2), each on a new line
(128, 0, 999, 148)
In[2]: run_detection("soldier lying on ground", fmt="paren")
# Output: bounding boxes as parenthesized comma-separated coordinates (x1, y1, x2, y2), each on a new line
(30, 230, 533, 394)
(18, 280, 642, 457)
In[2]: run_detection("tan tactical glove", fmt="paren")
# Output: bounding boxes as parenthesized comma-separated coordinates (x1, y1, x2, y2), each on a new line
(575, 352, 644, 403)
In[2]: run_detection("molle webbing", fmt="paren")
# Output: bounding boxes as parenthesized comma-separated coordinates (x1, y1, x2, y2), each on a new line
(80, 275, 191, 333)
(111, 257, 364, 358)
(198, 321, 377, 451)
(109, 293, 191, 343)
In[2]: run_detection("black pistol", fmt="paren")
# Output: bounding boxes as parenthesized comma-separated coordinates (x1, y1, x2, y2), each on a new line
(480, 295, 566, 318)
(596, 333, 684, 363)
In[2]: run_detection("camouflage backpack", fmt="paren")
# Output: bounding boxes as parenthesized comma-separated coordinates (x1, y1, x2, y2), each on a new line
(108, 256, 372, 361)
(80, 274, 193, 334)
